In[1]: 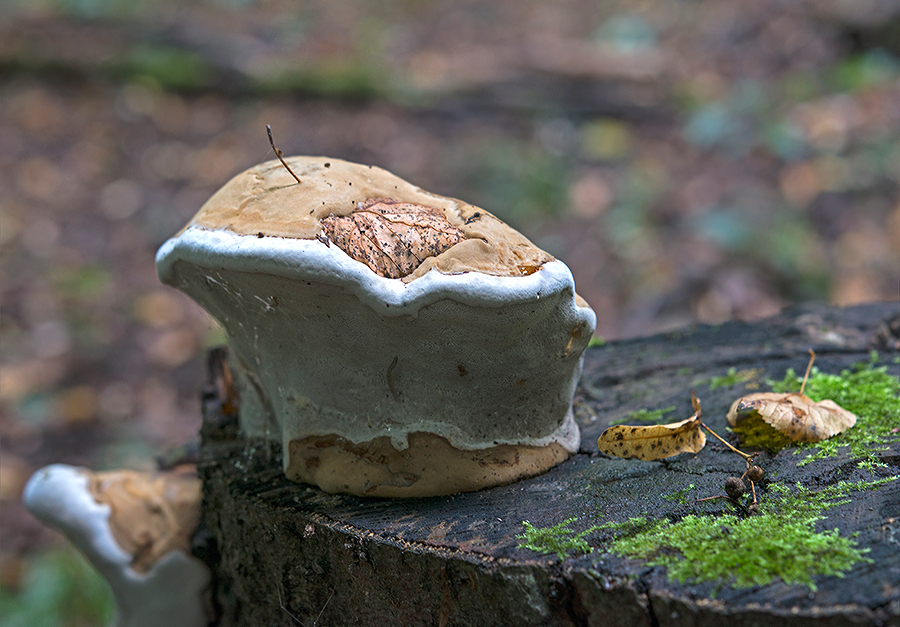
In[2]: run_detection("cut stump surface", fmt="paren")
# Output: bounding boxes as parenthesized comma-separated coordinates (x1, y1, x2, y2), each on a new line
(196, 302, 900, 627)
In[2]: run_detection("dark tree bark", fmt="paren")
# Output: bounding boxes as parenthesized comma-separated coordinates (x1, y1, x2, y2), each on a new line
(195, 302, 900, 627)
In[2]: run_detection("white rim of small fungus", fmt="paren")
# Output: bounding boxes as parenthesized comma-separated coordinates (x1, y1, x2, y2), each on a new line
(23, 465, 210, 627)
(23, 464, 133, 574)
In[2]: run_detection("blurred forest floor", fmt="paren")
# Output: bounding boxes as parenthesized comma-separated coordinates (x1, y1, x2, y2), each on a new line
(1, 0, 899, 621)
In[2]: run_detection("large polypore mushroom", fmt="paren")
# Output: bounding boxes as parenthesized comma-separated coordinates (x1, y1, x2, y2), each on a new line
(156, 156, 596, 497)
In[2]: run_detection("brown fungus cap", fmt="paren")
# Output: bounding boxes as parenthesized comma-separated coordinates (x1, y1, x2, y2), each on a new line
(286, 431, 571, 498)
(185, 156, 554, 282)
(88, 469, 201, 573)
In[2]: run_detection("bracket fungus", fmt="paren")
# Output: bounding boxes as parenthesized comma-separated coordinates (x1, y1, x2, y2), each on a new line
(156, 156, 596, 497)
(22, 464, 209, 627)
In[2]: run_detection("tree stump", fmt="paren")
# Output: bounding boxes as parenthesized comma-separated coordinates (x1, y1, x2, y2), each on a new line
(195, 302, 900, 627)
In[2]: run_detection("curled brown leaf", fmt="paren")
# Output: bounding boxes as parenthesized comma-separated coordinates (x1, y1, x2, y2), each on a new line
(727, 350, 857, 446)
(726, 392, 857, 443)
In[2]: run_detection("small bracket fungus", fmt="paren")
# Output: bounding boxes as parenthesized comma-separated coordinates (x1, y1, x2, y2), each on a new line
(22, 464, 209, 627)
(156, 156, 596, 497)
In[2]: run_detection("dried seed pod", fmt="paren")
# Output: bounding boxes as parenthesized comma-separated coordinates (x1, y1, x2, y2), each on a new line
(747, 465, 765, 483)
(724, 476, 746, 500)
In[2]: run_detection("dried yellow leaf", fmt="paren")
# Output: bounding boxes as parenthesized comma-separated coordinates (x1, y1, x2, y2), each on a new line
(726, 392, 857, 444)
(597, 414, 707, 461)
(321, 198, 466, 279)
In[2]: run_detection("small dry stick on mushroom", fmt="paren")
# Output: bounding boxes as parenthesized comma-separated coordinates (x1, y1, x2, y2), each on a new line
(697, 465, 765, 515)
(266, 125, 302, 184)
(727, 350, 858, 449)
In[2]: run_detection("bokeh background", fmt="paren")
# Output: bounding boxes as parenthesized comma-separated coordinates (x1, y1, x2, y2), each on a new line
(2, 0, 899, 623)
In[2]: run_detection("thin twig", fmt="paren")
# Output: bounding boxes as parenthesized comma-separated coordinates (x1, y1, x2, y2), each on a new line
(277, 579, 304, 625)
(692, 391, 754, 462)
(266, 124, 302, 184)
(312, 589, 335, 627)
(800, 349, 816, 396)
(696, 494, 751, 515)
(700, 421, 755, 463)
(277, 581, 335, 627)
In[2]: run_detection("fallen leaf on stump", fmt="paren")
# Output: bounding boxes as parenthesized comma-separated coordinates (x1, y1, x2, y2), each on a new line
(726, 350, 857, 449)
(597, 409, 706, 461)
(726, 393, 857, 445)
(321, 198, 466, 279)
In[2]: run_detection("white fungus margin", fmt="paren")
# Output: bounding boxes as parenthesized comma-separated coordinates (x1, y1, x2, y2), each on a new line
(22, 464, 209, 627)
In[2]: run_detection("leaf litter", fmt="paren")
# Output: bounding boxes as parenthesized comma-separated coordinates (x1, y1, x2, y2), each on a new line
(728, 350, 858, 449)
(597, 395, 706, 461)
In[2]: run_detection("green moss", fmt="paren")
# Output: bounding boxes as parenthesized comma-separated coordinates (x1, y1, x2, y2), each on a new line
(730, 412, 794, 452)
(704, 367, 764, 390)
(517, 518, 601, 561)
(111, 45, 214, 90)
(604, 478, 896, 590)
(663, 484, 695, 504)
(768, 353, 900, 467)
(0, 547, 115, 627)
(588, 336, 607, 348)
(597, 516, 654, 535)
(257, 59, 389, 99)
(611, 406, 676, 425)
